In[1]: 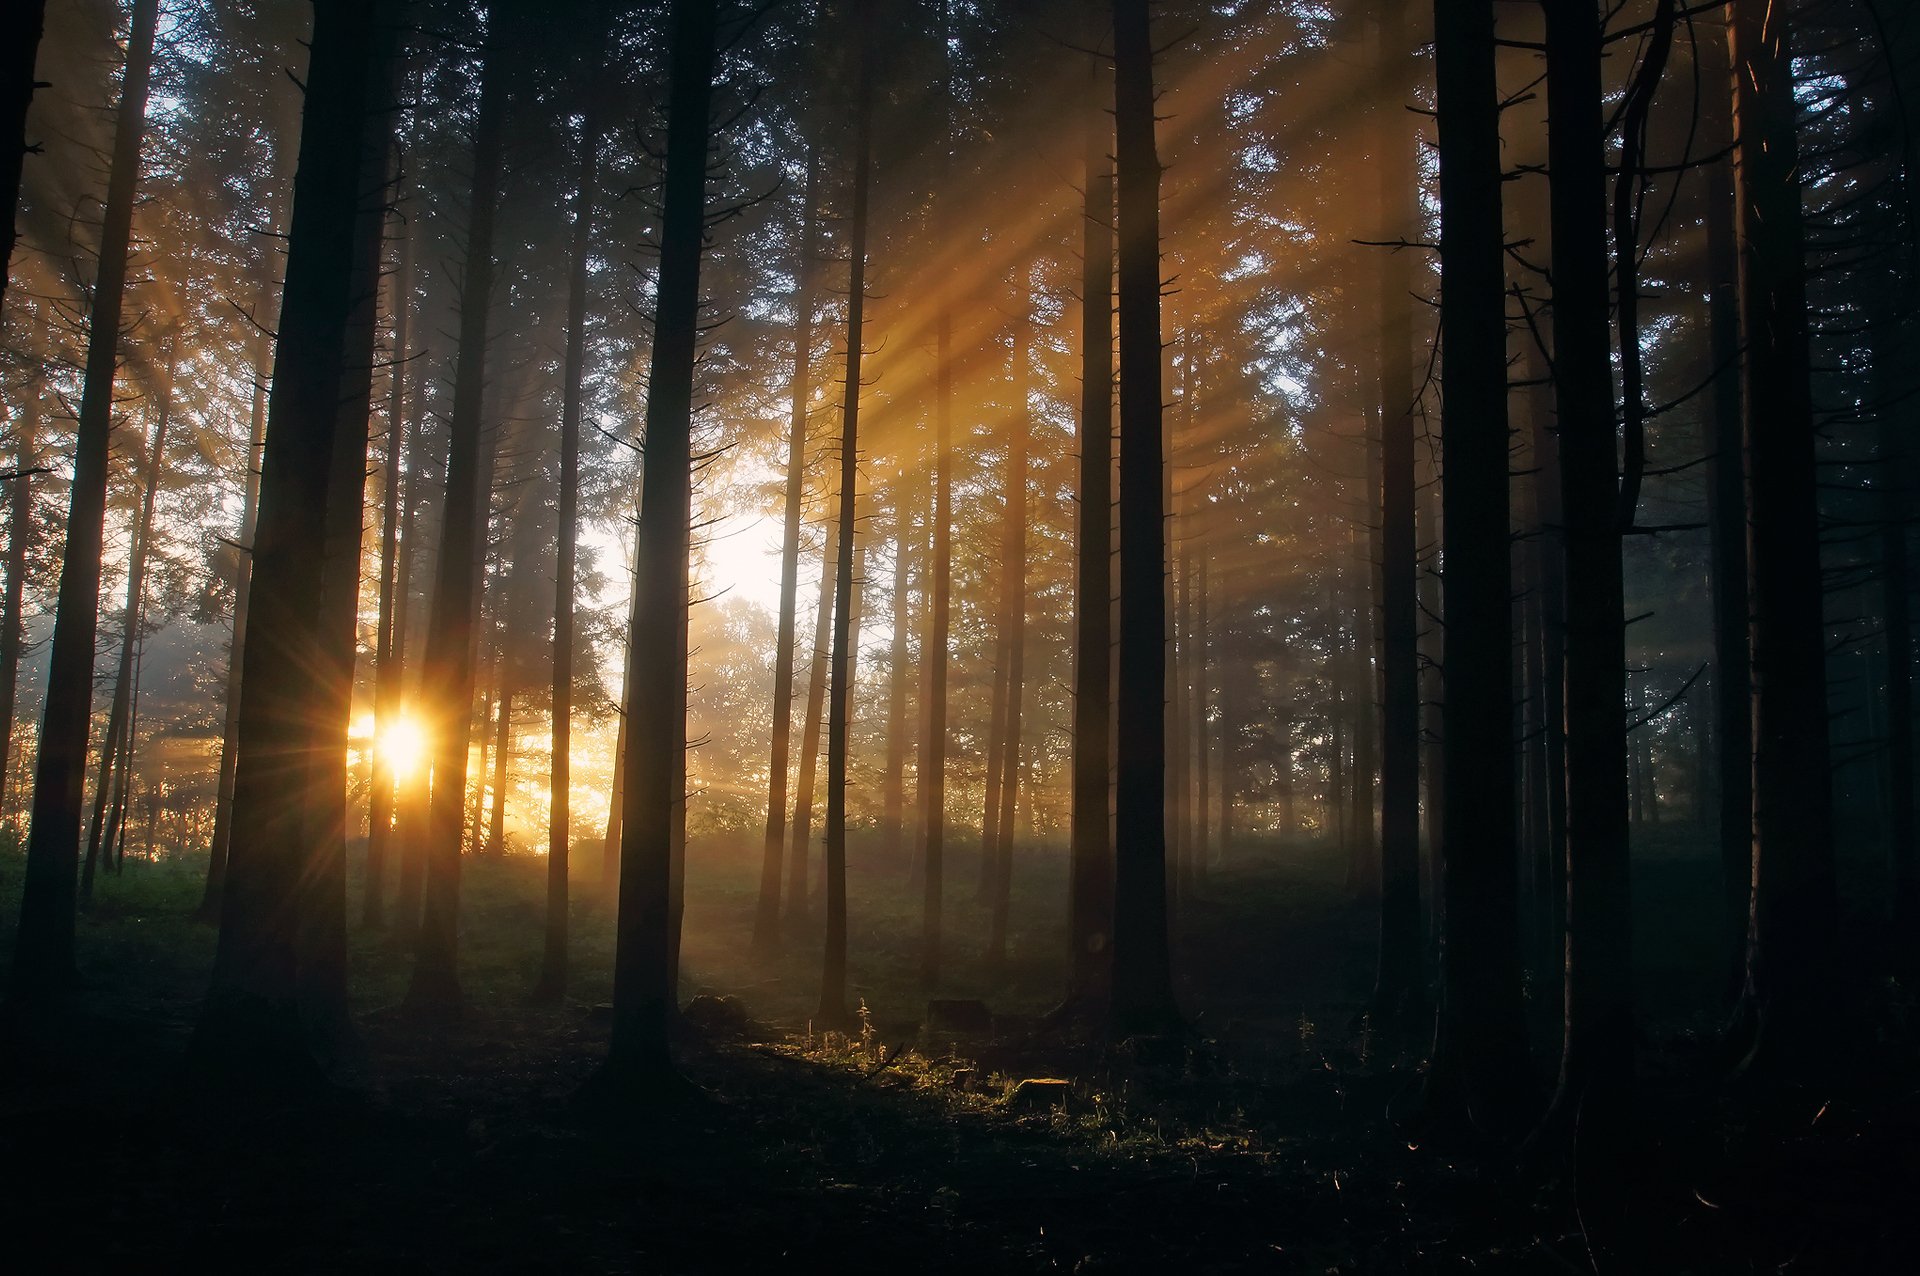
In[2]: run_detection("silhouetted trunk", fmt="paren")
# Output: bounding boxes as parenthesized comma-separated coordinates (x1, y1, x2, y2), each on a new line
(1882, 360, 1917, 977)
(0, 0, 48, 314)
(789, 496, 836, 925)
(0, 383, 35, 810)
(880, 466, 915, 866)
(754, 145, 818, 954)
(203, 229, 283, 922)
(192, 0, 389, 1078)
(1699, 14, 1752, 999)
(1109, 0, 1178, 1038)
(820, 37, 871, 1029)
(1426, 0, 1530, 1133)
(979, 584, 1012, 900)
(598, 0, 716, 1087)
(540, 32, 607, 998)
(390, 377, 430, 940)
(1728, 0, 1836, 1082)
(1372, 0, 1421, 1025)
(487, 688, 511, 851)
(9, 0, 158, 1001)
(1537, 0, 1633, 1160)
(1066, 50, 1115, 1014)
(82, 340, 174, 907)
(367, 198, 414, 930)
(409, 30, 509, 1014)
(1193, 555, 1211, 879)
(988, 319, 1030, 975)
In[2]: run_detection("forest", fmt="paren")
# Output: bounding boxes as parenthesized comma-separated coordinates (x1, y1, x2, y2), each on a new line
(1, 0, 1915, 1269)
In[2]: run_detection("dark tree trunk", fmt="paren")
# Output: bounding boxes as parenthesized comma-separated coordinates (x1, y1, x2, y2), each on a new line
(1426, 0, 1531, 1134)
(880, 465, 915, 866)
(192, 0, 389, 1076)
(1193, 554, 1211, 879)
(0, 0, 48, 314)
(1537, 0, 1633, 1161)
(82, 341, 174, 908)
(788, 495, 836, 925)
(820, 38, 871, 1028)
(1882, 367, 1917, 978)
(9, 0, 159, 1000)
(601, 528, 636, 895)
(408, 30, 509, 1013)
(598, 0, 716, 1086)
(1699, 13, 1753, 1000)
(1065, 48, 1115, 1015)
(988, 319, 1030, 976)
(540, 31, 608, 998)
(0, 381, 36, 812)
(1109, 0, 1179, 1039)
(366, 190, 414, 930)
(754, 145, 818, 954)
(918, 322, 954, 987)
(1727, 0, 1837, 1082)
(1372, 0, 1422, 1026)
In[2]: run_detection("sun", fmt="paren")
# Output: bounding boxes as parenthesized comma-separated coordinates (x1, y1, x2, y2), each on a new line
(376, 715, 428, 780)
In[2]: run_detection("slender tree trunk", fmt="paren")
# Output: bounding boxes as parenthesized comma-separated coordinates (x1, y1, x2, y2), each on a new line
(366, 188, 414, 930)
(0, 0, 49, 315)
(820, 36, 871, 1028)
(1536, 0, 1633, 1163)
(1373, 0, 1422, 1025)
(192, 0, 389, 1076)
(753, 145, 818, 954)
(1109, 0, 1178, 1038)
(541, 33, 608, 997)
(1426, 0, 1530, 1133)
(1193, 554, 1211, 880)
(788, 498, 836, 925)
(9, 0, 158, 1000)
(1728, 0, 1836, 1082)
(880, 466, 915, 866)
(487, 687, 511, 851)
(598, 0, 716, 1087)
(0, 382, 36, 815)
(390, 374, 430, 940)
(1067, 44, 1113, 1013)
(988, 319, 1030, 975)
(82, 342, 174, 906)
(1882, 363, 1917, 978)
(1699, 11, 1753, 999)
(978, 551, 1012, 900)
(408, 30, 509, 1013)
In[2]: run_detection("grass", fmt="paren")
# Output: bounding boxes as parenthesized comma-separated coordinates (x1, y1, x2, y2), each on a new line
(1, 827, 1913, 1271)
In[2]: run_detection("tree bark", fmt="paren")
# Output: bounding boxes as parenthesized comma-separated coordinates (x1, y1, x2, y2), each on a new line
(820, 35, 871, 1029)
(0, 0, 49, 315)
(1426, 0, 1531, 1134)
(0, 380, 36, 816)
(988, 317, 1030, 976)
(880, 461, 915, 867)
(10, 0, 159, 1000)
(753, 144, 818, 954)
(1109, 0, 1179, 1039)
(788, 491, 836, 925)
(408, 28, 509, 1013)
(599, 0, 716, 1086)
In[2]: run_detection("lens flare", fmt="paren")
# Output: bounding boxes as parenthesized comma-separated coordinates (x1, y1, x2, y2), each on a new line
(377, 717, 428, 781)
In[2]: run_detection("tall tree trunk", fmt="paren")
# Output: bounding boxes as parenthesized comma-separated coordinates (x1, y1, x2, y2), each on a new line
(1372, 0, 1422, 1025)
(788, 496, 836, 924)
(1193, 554, 1211, 881)
(1537, 0, 1633, 1163)
(192, 0, 390, 1076)
(0, 381, 36, 815)
(988, 318, 1030, 976)
(408, 29, 508, 1013)
(366, 187, 414, 930)
(486, 687, 511, 852)
(0, 0, 49, 314)
(820, 35, 871, 1029)
(1727, 0, 1836, 1082)
(1882, 363, 1917, 979)
(880, 464, 915, 866)
(598, 0, 716, 1087)
(1699, 11, 1753, 1000)
(753, 144, 818, 954)
(82, 340, 175, 907)
(1065, 47, 1115, 1015)
(1426, 0, 1530, 1133)
(541, 31, 608, 998)
(390, 367, 430, 940)
(1109, 0, 1178, 1039)
(9, 0, 159, 1001)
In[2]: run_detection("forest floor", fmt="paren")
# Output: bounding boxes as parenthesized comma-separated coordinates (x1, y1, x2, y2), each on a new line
(1, 831, 1914, 1273)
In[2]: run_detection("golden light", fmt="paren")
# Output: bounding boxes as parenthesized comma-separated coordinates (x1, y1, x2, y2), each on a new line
(376, 716, 428, 781)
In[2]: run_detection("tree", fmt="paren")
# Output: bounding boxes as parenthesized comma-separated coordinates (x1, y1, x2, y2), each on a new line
(754, 143, 819, 955)
(1064, 49, 1115, 1018)
(596, 0, 718, 1088)
(1426, 0, 1531, 1133)
(9, 0, 161, 1001)
(1109, 0, 1178, 1039)
(0, 377, 37, 811)
(0, 0, 49, 312)
(192, 0, 392, 1075)
(1728, 0, 1837, 1082)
